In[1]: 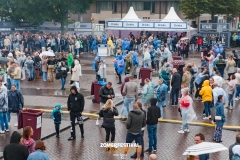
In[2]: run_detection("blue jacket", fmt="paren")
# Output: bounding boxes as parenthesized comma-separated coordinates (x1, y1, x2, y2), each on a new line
(195, 73, 204, 85)
(156, 84, 166, 102)
(27, 149, 50, 160)
(150, 49, 155, 62)
(51, 104, 62, 124)
(132, 52, 139, 66)
(215, 101, 225, 127)
(117, 55, 124, 75)
(91, 38, 97, 51)
(122, 38, 128, 50)
(8, 90, 24, 113)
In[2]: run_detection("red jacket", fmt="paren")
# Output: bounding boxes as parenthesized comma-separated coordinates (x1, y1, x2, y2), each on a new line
(197, 37, 202, 45)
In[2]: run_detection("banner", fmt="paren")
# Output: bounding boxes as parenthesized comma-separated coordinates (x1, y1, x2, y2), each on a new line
(200, 32, 230, 47)
(200, 23, 230, 31)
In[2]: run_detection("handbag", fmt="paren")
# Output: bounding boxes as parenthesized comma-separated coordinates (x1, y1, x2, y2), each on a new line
(215, 116, 222, 120)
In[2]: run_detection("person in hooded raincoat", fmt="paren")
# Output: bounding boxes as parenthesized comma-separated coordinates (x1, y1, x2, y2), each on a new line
(107, 37, 114, 56)
(116, 55, 124, 84)
(91, 38, 97, 54)
(132, 51, 139, 78)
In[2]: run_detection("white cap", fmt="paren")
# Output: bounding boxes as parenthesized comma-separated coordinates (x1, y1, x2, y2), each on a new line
(8, 53, 13, 57)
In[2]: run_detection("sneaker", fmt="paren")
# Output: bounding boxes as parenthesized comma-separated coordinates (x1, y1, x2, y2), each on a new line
(203, 117, 209, 120)
(121, 155, 127, 160)
(144, 149, 152, 153)
(81, 135, 84, 138)
(14, 123, 18, 127)
(235, 98, 239, 101)
(153, 148, 157, 152)
(225, 106, 230, 109)
(130, 154, 137, 158)
(8, 122, 10, 126)
(5, 129, 9, 132)
(68, 137, 76, 141)
(178, 130, 184, 134)
(96, 120, 99, 126)
(230, 106, 233, 110)
(0, 130, 5, 134)
(184, 129, 190, 133)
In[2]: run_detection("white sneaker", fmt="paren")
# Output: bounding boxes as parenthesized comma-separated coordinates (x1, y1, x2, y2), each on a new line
(5, 129, 9, 132)
(8, 122, 10, 126)
(0, 130, 5, 134)
(178, 130, 184, 134)
(235, 98, 239, 101)
(14, 123, 18, 127)
(96, 120, 99, 126)
(184, 129, 190, 133)
(230, 106, 233, 110)
(203, 117, 209, 120)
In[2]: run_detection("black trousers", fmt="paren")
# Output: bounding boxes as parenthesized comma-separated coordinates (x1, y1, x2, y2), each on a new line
(70, 112, 84, 138)
(55, 123, 60, 136)
(105, 127, 115, 142)
(195, 82, 202, 98)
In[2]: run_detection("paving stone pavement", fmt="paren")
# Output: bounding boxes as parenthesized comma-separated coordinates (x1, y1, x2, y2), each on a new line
(41, 119, 235, 160)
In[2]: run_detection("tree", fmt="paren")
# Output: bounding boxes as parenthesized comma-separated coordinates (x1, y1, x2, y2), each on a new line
(180, 0, 240, 22)
(0, 0, 96, 33)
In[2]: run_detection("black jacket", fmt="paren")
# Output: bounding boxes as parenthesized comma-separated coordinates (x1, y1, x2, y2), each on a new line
(146, 98, 161, 125)
(4, 131, 29, 160)
(216, 59, 226, 69)
(99, 85, 115, 104)
(67, 86, 85, 112)
(171, 72, 181, 87)
(99, 107, 118, 128)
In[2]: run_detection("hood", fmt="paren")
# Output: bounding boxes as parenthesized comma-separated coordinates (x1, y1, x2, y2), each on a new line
(132, 52, 138, 58)
(118, 55, 123, 60)
(10, 131, 22, 144)
(124, 77, 130, 83)
(22, 138, 34, 147)
(74, 60, 79, 65)
(202, 80, 210, 87)
(161, 70, 167, 75)
(131, 108, 143, 115)
(150, 98, 157, 105)
(70, 86, 78, 94)
(55, 103, 62, 110)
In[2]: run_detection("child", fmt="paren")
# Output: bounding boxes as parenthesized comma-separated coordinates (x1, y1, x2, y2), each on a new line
(21, 126, 35, 154)
(51, 103, 62, 138)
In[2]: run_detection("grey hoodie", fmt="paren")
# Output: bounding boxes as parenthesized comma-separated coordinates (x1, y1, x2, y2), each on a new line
(126, 108, 146, 134)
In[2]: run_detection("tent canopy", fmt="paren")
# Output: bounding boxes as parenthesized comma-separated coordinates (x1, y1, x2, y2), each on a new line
(121, 7, 141, 22)
(162, 7, 183, 22)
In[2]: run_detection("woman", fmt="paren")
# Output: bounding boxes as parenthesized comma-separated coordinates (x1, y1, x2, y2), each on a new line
(68, 38, 74, 53)
(225, 74, 236, 110)
(159, 70, 170, 87)
(178, 88, 195, 133)
(107, 37, 113, 56)
(71, 60, 81, 91)
(116, 55, 124, 84)
(205, 51, 215, 76)
(8, 84, 24, 127)
(47, 57, 56, 82)
(27, 141, 50, 160)
(125, 54, 133, 75)
(22, 126, 35, 154)
(199, 80, 213, 120)
(226, 56, 236, 80)
(41, 56, 48, 82)
(132, 51, 139, 78)
(75, 39, 80, 55)
(67, 52, 73, 73)
(25, 56, 34, 81)
(99, 99, 118, 148)
(34, 52, 41, 79)
(142, 78, 154, 107)
(213, 95, 225, 143)
(51, 37, 56, 52)
(209, 77, 215, 88)
(59, 61, 69, 90)
(0, 86, 8, 133)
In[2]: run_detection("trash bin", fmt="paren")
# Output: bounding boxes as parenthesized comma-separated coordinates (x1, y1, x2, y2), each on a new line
(201, 49, 208, 58)
(91, 81, 107, 103)
(138, 68, 152, 86)
(172, 56, 182, 60)
(18, 109, 43, 140)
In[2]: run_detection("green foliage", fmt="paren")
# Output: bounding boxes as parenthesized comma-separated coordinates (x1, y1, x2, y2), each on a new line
(180, 0, 240, 20)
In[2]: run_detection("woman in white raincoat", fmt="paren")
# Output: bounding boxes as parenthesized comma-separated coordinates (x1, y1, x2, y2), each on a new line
(178, 88, 197, 134)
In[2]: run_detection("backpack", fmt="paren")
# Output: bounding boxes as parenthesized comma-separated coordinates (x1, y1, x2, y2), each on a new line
(232, 154, 240, 160)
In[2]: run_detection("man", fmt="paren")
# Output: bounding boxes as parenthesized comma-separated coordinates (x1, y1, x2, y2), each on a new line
(189, 62, 198, 94)
(181, 67, 192, 88)
(145, 98, 160, 154)
(131, 102, 146, 159)
(12, 63, 21, 91)
(67, 86, 85, 140)
(156, 79, 166, 118)
(0, 84, 8, 133)
(122, 103, 146, 160)
(122, 76, 138, 120)
(194, 133, 209, 160)
(212, 71, 224, 88)
(229, 134, 240, 159)
(170, 68, 181, 106)
(4, 36, 10, 50)
(96, 82, 115, 125)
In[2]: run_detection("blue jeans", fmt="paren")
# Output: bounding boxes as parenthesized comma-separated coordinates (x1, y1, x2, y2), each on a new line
(27, 68, 34, 79)
(42, 72, 47, 81)
(126, 132, 142, 146)
(122, 97, 135, 117)
(204, 101, 212, 117)
(13, 79, 20, 90)
(228, 92, 234, 106)
(181, 108, 189, 130)
(147, 125, 157, 151)
(61, 77, 66, 89)
(170, 86, 180, 105)
(0, 112, 8, 131)
(143, 60, 150, 68)
(236, 84, 240, 98)
(8, 112, 19, 124)
(7, 78, 11, 90)
(209, 64, 213, 76)
(157, 101, 164, 118)
(190, 77, 195, 93)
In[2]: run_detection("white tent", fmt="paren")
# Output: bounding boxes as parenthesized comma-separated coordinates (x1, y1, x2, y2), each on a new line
(162, 7, 183, 22)
(121, 7, 141, 22)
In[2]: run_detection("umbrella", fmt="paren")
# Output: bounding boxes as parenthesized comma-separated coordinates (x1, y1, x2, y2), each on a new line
(171, 60, 185, 66)
(0, 57, 10, 64)
(42, 51, 55, 57)
(183, 142, 228, 156)
(180, 37, 189, 40)
(192, 33, 203, 37)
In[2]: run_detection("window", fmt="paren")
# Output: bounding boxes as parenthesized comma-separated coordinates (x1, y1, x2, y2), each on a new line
(97, 1, 113, 13)
(143, 2, 151, 10)
(129, 2, 143, 11)
(151, 2, 155, 13)
(113, 2, 117, 13)
(166, 1, 180, 13)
